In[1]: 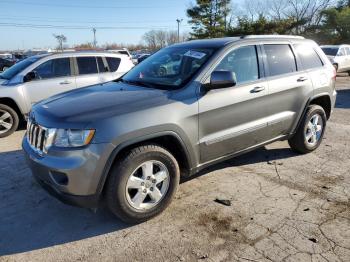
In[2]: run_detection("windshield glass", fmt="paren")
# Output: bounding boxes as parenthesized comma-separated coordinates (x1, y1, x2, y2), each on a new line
(0, 56, 40, 80)
(121, 47, 215, 90)
(321, 47, 339, 56)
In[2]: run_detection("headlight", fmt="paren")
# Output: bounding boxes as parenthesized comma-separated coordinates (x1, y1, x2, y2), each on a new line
(53, 129, 95, 147)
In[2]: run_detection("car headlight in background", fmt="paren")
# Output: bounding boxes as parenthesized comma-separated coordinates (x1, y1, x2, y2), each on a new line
(53, 129, 95, 147)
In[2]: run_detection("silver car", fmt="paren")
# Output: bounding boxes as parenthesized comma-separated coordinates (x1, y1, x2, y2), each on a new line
(321, 45, 350, 74)
(0, 51, 134, 137)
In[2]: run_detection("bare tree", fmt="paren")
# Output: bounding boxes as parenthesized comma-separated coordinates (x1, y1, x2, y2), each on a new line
(155, 30, 167, 48)
(143, 30, 158, 50)
(166, 30, 178, 45)
(53, 34, 67, 52)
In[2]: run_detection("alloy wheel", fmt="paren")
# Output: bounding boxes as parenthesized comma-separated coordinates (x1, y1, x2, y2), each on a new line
(0, 109, 13, 135)
(125, 160, 170, 210)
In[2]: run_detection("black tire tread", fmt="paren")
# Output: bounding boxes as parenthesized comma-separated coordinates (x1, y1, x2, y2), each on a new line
(288, 105, 326, 154)
(105, 144, 179, 223)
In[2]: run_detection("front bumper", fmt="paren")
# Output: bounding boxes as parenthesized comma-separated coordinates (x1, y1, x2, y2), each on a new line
(22, 135, 115, 208)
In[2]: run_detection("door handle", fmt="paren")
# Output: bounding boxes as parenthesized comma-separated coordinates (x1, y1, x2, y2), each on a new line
(251, 86, 265, 93)
(59, 80, 71, 85)
(297, 77, 308, 82)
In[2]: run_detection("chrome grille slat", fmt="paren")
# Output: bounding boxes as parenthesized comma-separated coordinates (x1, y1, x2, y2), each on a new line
(26, 121, 47, 155)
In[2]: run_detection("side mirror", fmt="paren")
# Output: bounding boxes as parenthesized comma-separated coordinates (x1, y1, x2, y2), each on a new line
(207, 71, 236, 90)
(24, 71, 38, 82)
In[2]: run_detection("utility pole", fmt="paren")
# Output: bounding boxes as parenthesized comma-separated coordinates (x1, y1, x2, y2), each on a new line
(92, 28, 97, 48)
(176, 19, 183, 43)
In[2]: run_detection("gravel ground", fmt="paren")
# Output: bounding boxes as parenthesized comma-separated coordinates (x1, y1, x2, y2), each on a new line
(0, 76, 349, 262)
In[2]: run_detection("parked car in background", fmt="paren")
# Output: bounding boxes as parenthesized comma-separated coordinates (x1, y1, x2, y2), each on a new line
(0, 58, 15, 72)
(321, 45, 350, 75)
(23, 35, 336, 223)
(107, 48, 132, 59)
(0, 51, 134, 137)
(137, 54, 151, 64)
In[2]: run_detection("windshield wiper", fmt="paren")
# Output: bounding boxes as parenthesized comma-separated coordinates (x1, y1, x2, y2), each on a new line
(119, 78, 154, 88)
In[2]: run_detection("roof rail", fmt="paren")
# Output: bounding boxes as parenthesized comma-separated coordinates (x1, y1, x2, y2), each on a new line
(241, 35, 304, 39)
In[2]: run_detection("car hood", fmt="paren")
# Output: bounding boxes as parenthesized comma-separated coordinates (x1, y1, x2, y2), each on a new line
(33, 81, 171, 128)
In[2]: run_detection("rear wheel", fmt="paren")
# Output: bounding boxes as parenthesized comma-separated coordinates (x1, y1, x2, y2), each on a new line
(106, 144, 180, 223)
(288, 105, 326, 154)
(0, 104, 19, 138)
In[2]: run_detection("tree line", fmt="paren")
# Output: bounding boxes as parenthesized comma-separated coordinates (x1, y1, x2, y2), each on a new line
(187, 0, 350, 44)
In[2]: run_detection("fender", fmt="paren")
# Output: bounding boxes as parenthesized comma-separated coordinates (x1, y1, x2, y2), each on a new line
(291, 92, 332, 135)
(95, 130, 195, 195)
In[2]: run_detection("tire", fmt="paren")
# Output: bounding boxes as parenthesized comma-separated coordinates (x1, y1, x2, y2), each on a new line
(106, 144, 180, 223)
(288, 105, 327, 154)
(348, 71, 350, 76)
(0, 104, 19, 138)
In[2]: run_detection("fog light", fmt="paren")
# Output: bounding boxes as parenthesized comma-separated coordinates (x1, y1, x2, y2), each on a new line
(50, 171, 68, 185)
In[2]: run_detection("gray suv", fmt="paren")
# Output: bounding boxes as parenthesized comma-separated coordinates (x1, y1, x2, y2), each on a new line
(23, 36, 337, 223)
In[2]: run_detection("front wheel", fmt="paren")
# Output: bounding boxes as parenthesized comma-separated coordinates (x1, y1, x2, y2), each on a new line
(0, 104, 19, 138)
(288, 105, 327, 154)
(106, 144, 180, 223)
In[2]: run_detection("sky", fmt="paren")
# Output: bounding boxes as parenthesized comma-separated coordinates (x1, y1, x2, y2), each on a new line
(0, 0, 200, 50)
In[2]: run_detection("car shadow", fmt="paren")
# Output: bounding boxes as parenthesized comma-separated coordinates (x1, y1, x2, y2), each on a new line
(335, 88, 350, 109)
(0, 149, 128, 256)
(181, 146, 298, 183)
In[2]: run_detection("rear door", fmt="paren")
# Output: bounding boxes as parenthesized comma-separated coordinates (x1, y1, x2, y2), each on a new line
(23, 57, 76, 104)
(74, 56, 101, 88)
(198, 44, 271, 163)
(262, 43, 314, 137)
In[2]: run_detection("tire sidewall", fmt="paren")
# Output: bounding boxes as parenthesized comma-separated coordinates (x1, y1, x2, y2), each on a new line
(110, 147, 179, 222)
(0, 104, 19, 138)
(302, 107, 327, 151)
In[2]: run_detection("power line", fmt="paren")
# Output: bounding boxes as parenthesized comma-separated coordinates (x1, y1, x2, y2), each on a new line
(0, 22, 177, 30)
(0, 16, 179, 24)
(0, 0, 178, 9)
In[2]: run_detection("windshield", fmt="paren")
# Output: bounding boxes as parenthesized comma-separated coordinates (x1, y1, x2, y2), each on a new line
(121, 47, 215, 90)
(321, 47, 339, 56)
(0, 56, 40, 80)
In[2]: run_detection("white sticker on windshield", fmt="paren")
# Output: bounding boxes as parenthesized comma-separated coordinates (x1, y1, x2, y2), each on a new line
(184, 50, 206, 59)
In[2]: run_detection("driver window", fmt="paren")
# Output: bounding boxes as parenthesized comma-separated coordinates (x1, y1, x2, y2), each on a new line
(215, 45, 259, 84)
(34, 58, 71, 79)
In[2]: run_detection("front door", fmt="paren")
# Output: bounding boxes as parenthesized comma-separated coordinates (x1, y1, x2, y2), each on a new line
(198, 45, 271, 163)
(23, 57, 76, 105)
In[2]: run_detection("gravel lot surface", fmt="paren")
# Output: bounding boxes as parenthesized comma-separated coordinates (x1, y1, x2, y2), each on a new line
(0, 76, 349, 262)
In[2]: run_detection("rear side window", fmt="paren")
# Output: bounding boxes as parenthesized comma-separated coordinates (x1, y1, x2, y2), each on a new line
(77, 57, 98, 75)
(264, 44, 297, 77)
(35, 58, 71, 79)
(294, 44, 323, 70)
(215, 45, 259, 84)
(345, 47, 350, 55)
(106, 57, 121, 72)
(338, 48, 347, 56)
(97, 57, 108, 72)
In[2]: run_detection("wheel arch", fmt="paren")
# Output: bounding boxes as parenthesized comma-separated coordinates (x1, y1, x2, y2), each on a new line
(97, 131, 194, 196)
(292, 93, 332, 134)
(0, 97, 24, 120)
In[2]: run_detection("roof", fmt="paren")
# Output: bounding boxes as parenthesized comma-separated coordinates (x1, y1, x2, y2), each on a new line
(171, 35, 306, 49)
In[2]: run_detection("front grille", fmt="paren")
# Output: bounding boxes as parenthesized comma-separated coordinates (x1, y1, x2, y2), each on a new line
(27, 120, 47, 154)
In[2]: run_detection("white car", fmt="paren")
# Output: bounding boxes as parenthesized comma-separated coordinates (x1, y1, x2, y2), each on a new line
(0, 51, 134, 137)
(321, 45, 350, 75)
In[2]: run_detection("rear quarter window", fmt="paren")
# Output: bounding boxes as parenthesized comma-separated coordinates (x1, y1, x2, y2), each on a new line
(77, 57, 98, 75)
(264, 44, 297, 77)
(294, 44, 323, 70)
(106, 57, 121, 72)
